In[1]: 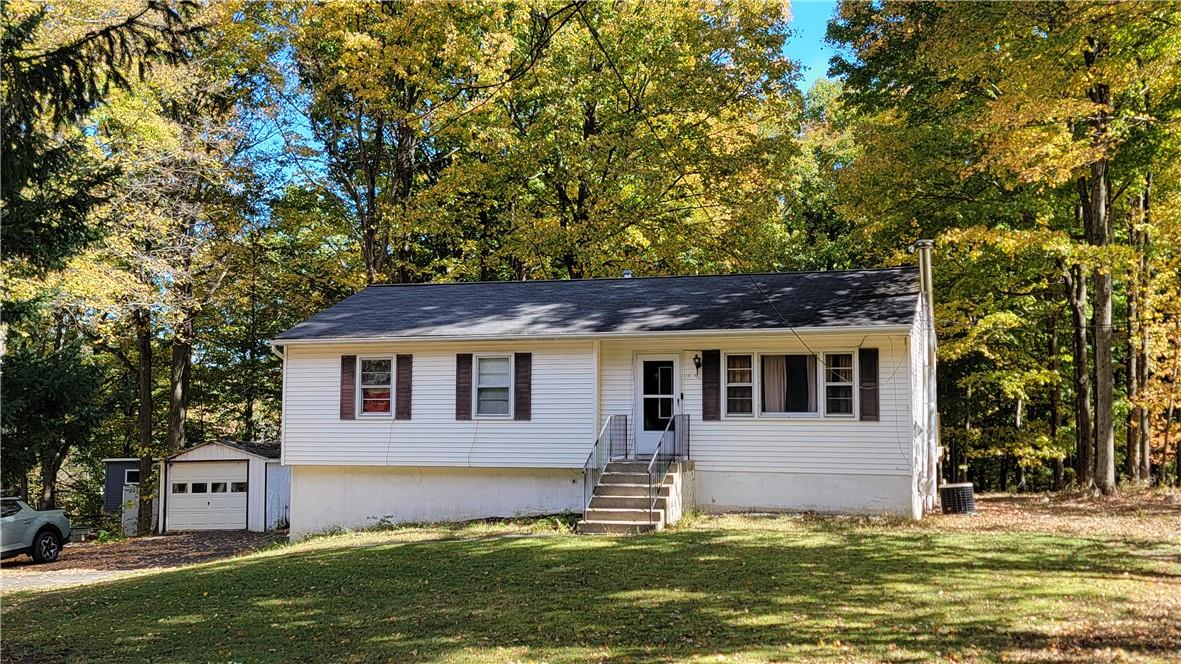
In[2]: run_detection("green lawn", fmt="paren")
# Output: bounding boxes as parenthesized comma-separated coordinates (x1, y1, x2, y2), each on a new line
(3, 506, 1179, 663)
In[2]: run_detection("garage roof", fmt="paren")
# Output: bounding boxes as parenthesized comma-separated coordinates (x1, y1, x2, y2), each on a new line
(167, 441, 280, 461)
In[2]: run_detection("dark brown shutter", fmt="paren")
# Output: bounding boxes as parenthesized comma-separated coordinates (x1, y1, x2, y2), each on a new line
(702, 349, 721, 421)
(859, 348, 880, 422)
(514, 353, 532, 421)
(340, 355, 356, 420)
(455, 353, 473, 420)
(395, 354, 412, 420)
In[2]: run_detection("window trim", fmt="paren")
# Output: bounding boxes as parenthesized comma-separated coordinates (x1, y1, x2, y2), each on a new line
(356, 355, 395, 418)
(124, 468, 141, 485)
(756, 352, 822, 419)
(822, 350, 858, 419)
(722, 352, 756, 417)
(717, 350, 865, 421)
(472, 352, 514, 420)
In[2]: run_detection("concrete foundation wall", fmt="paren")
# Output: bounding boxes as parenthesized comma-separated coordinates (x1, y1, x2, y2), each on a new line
(289, 465, 584, 539)
(694, 470, 919, 518)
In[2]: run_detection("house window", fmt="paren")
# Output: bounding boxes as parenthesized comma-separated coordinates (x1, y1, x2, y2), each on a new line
(211, 482, 227, 493)
(125, 469, 141, 484)
(359, 358, 393, 415)
(172, 483, 187, 494)
(825, 353, 855, 416)
(230, 482, 247, 493)
(725, 354, 753, 415)
(761, 354, 818, 414)
(474, 355, 512, 417)
(191, 483, 208, 494)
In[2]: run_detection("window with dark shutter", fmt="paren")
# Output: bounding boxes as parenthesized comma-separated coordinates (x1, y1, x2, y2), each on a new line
(395, 354, 412, 420)
(859, 348, 880, 421)
(514, 353, 532, 421)
(340, 355, 357, 420)
(702, 349, 721, 421)
(455, 353, 473, 420)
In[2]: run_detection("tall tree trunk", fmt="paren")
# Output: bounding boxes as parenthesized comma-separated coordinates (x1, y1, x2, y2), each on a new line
(1049, 312, 1064, 490)
(37, 449, 66, 510)
(1126, 208, 1141, 482)
(1015, 397, 1025, 491)
(1066, 267, 1094, 486)
(1138, 175, 1153, 482)
(999, 453, 1010, 492)
(1165, 320, 1181, 486)
(168, 314, 192, 453)
(135, 307, 155, 536)
(1084, 36, 1116, 494)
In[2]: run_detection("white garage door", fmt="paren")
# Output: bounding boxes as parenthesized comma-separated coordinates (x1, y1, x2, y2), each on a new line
(167, 461, 248, 530)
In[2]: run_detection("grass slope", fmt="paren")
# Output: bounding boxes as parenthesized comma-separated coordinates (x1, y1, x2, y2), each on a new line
(2, 504, 1179, 663)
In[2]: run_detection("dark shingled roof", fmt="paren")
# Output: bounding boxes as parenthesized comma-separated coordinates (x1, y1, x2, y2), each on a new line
(275, 267, 920, 341)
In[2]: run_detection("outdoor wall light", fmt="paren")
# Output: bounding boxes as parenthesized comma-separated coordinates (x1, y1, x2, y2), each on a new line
(693, 354, 702, 376)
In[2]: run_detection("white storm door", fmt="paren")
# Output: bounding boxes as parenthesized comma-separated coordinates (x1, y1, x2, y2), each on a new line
(634, 355, 679, 455)
(166, 461, 248, 531)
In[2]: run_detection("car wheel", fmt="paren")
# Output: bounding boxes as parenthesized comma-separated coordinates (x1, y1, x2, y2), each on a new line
(30, 530, 61, 563)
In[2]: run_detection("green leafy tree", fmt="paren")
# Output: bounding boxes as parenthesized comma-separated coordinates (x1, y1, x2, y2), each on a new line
(0, 0, 200, 272)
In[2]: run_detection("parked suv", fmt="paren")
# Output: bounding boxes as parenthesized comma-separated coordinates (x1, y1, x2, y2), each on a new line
(0, 497, 71, 563)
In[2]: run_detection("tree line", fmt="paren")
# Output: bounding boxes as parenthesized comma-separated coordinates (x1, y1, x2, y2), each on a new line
(2, 1, 1179, 526)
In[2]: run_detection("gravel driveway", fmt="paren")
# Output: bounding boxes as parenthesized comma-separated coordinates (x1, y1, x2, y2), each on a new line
(0, 531, 284, 593)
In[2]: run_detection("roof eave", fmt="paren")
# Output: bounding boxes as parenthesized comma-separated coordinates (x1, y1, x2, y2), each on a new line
(269, 323, 916, 346)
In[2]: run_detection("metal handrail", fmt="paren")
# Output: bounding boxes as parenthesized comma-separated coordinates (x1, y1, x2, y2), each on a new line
(646, 413, 689, 522)
(583, 414, 628, 513)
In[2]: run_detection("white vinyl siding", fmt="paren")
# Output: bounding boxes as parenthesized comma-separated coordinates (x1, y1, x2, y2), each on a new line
(283, 340, 595, 468)
(598, 333, 914, 476)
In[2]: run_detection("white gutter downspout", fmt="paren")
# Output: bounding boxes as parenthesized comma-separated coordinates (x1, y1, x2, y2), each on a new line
(269, 342, 286, 466)
(915, 240, 940, 512)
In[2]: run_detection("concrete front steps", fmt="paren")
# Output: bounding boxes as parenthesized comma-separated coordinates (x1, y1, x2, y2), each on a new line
(578, 460, 675, 534)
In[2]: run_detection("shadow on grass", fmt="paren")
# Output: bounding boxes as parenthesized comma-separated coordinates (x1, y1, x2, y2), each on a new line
(2, 522, 1176, 663)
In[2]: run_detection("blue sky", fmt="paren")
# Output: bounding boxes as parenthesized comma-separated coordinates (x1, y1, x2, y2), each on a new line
(784, 0, 842, 91)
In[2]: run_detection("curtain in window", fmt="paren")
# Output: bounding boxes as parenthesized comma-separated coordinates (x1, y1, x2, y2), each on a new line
(806, 355, 817, 411)
(762, 355, 786, 412)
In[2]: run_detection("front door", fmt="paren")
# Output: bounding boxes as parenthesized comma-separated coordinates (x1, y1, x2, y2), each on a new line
(634, 355, 679, 455)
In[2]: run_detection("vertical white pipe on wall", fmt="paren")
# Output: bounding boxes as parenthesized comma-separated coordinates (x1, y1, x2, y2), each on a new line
(915, 239, 940, 512)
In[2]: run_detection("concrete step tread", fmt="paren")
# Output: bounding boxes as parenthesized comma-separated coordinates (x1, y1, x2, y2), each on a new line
(578, 520, 661, 526)
(595, 479, 651, 486)
(589, 498, 664, 509)
(584, 507, 661, 514)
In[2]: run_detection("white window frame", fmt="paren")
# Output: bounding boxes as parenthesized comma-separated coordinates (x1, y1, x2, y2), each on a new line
(357, 356, 395, 418)
(124, 469, 141, 485)
(472, 353, 514, 420)
(722, 352, 756, 417)
(822, 351, 858, 419)
(756, 352, 822, 419)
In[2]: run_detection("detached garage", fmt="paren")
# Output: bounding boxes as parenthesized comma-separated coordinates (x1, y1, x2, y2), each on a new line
(157, 441, 290, 533)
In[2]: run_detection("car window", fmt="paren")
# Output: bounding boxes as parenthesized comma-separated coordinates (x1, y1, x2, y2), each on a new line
(1, 499, 22, 518)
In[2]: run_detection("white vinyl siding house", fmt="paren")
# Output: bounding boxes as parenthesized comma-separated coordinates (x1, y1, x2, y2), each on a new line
(273, 262, 940, 537)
